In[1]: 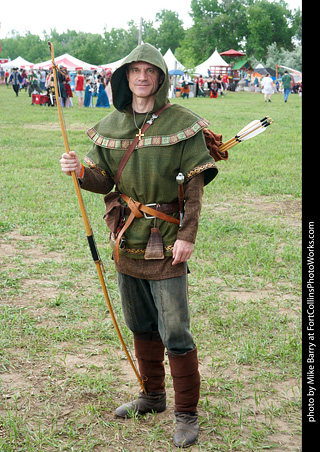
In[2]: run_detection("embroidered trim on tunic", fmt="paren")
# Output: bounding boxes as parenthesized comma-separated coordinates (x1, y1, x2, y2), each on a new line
(109, 233, 174, 257)
(114, 243, 174, 257)
(84, 156, 107, 177)
(86, 118, 210, 150)
(185, 162, 218, 181)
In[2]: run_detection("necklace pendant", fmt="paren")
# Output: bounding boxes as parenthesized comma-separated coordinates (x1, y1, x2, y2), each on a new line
(136, 129, 144, 141)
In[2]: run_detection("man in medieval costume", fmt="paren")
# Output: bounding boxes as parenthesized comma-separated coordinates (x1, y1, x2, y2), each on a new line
(180, 70, 192, 99)
(60, 43, 218, 448)
(8, 68, 22, 96)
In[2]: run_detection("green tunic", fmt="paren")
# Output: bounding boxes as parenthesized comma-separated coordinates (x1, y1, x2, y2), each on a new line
(84, 43, 218, 260)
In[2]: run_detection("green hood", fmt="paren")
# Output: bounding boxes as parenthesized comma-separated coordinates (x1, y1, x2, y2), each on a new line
(111, 43, 169, 113)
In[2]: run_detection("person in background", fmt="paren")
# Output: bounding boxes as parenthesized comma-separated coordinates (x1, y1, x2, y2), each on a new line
(180, 70, 191, 99)
(5, 69, 10, 86)
(198, 75, 205, 96)
(8, 68, 22, 96)
(84, 77, 94, 107)
(28, 70, 41, 98)
(261, 73, 274, 102)
(105, 69, 113, 105)
(64, 71, 73, 107)
(75, 69, 85, 107)
(21, 69, 28, 91)
(45, 70, 56, 107)
(222, 73, 229, 94)
(208, 78, 218, 98)
(281, 70, 293, 103)
(57, 65, 67, 107)
(95, 75, 110, 108)
(40, 69, 47, 91)
(214, 75, 223, 96)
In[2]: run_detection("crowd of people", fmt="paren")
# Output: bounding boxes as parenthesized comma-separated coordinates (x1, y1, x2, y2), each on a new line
(55, 67, 113, 108)
(1, 67, 43, 98)
(176, 72, 229, 99)
(1, 64, 302, 106)
(256, 71, 302, 103)
(177, 72, 223, 99)
(175, 69, 302, 103)
(1, 66, 113, 108)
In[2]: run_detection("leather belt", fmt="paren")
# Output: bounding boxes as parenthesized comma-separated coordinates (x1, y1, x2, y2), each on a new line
(114, 194, 180, 262)
(122, 201, 180, 218)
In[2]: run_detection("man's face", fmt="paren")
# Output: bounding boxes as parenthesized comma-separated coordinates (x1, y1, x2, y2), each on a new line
(126, 61, 163, 100)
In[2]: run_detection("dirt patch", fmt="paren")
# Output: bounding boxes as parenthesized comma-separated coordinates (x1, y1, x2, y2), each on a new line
(205, 195, 301, 227)
(0, 219, 301, 451)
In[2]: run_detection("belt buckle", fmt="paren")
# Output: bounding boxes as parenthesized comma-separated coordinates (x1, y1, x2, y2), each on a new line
(144, 203, 157, 219)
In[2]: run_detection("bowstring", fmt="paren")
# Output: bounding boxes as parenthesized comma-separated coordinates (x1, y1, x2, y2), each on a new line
(52, 59, 140, 383)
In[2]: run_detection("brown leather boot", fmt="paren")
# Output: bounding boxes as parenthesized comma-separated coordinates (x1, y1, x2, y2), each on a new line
(115, 391, 166, 418)
(115, 332, 166, 418)
(173, 412, 199, 448)
(168, 347, 200, 448)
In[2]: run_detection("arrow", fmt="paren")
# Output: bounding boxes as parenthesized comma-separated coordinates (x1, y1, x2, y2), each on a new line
(219, 117, 273, 152)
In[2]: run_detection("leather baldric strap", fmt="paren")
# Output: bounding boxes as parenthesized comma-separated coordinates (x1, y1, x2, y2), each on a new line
(115, 103, 171, 189)
(114, 194, 180, 262)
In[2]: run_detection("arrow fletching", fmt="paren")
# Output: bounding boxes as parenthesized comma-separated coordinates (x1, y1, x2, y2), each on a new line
(236, 119, 262, 136)
(219, 117, 273, 152)
(237, 118, 273, 142)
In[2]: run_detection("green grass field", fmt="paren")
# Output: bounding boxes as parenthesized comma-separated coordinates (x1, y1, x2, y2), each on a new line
(0, 84, 302, 451)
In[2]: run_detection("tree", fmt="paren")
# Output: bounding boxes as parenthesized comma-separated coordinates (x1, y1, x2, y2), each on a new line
(141, 20, 158, 49)
(211, 0, 248, 50)
(71, 33, 106, 66)
(246, 0, 294, 60)
(175, 27, 199, 70)
(0, 2, 301, 67)
(290, 7, 302, 45)
(185, 0, 248, 64)
(188, 0, 221, 61)
(0, 31, 49, 63)
(104, 27, 135, 62)
(154, 10, 185, 54)
(264, 42, 302, 71)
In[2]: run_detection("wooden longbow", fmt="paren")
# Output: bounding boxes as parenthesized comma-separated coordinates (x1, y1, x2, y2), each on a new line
(48, 41, 146, 394)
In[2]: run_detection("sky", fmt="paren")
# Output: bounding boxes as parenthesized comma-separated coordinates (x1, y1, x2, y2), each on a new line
(1, 0, 302, 39)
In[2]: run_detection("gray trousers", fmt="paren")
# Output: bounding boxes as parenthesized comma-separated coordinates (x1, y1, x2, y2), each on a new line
(117, 267, 195, 354)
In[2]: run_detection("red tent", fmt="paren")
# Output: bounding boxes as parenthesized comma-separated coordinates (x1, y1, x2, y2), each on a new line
(33, 53, 100, 71)
(220, 49, 246, 57)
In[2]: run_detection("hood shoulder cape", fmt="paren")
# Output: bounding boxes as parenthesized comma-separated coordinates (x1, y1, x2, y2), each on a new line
(85, 43, 218, 187)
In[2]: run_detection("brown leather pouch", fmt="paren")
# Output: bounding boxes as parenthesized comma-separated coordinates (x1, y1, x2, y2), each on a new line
(144, 227, 165, 260)
(103, 192, 125, 234)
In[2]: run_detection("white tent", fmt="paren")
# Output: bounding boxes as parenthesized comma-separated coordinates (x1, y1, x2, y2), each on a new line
(101, 56, 127, 71)
(2, 56, 34, 69)
(195, 49, 229, 76)
(33, 53, 100, 71)
(163, 48, 184, 72)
